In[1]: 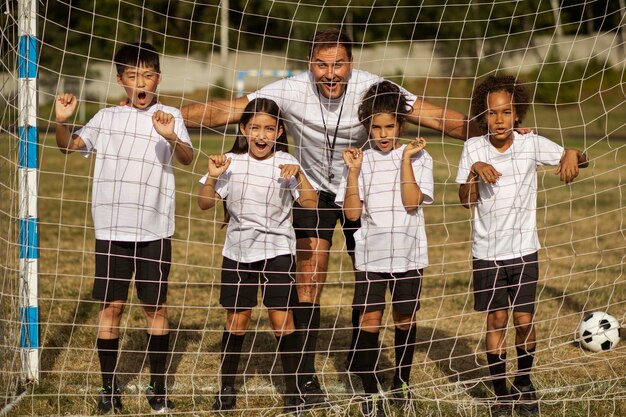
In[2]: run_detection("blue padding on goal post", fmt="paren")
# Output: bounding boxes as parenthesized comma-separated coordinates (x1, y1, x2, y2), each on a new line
(18, 35, 37, 79)
(20, 306, 39, 349)
(19, 218, 39, 259)
(18, 126, 38, 169)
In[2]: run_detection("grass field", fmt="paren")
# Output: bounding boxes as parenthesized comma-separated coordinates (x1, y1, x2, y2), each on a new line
(1, 102, 625, 416)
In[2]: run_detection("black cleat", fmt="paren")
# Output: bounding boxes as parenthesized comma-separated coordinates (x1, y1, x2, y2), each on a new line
(213, 385, 237, 411)
(511, 384, 539, 416)
(300, 375, 327, 407)
(97, 386, 122, 414)
(146, 386, 175, 414)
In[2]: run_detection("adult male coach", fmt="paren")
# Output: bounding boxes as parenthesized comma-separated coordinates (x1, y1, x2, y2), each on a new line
(183, 28, 479, 404)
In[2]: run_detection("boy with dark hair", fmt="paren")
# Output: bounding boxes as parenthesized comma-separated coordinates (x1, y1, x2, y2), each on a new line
(55, 42, 193, 414)
(457, 75, 587, 417)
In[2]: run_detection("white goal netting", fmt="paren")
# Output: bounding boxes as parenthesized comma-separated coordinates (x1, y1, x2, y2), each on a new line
(1, 1, 625, 416)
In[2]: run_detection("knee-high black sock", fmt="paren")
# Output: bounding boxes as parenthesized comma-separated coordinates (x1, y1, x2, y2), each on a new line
(346, 309, 360, 366)
(353, 330, 380, 394)
(276, 332, 302, 395)
(97, 338, 119, 389)
(220, 331, 246, 389)
(293, 302, 320, 377)
(394, 325, 417, 385)
(147, 333, 170, 394)
(514, 346, 535, 387)
(486, 352, 508, 398)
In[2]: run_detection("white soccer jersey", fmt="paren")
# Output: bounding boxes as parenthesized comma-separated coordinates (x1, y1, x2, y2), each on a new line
(248, 70, 417, 195)
(199, 151, 304, 263)
(455, 132, 565, 261)
(76, 104, 192, 242)
(336, 145, 434, 272)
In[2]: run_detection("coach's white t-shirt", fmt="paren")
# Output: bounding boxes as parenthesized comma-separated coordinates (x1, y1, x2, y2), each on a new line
(335, 145, 434, 272)
(455, 132, 564, 261)
(248, 70, 417, 195)
(76, 104, 192, 242)
(199, 151, 304, 263)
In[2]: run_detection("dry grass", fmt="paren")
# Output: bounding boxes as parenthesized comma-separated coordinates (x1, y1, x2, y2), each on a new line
(1, 105, 625, 416)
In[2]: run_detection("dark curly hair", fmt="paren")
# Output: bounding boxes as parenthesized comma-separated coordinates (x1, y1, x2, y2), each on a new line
(358, 81, 411, 132)
(471, 75, 530, 134)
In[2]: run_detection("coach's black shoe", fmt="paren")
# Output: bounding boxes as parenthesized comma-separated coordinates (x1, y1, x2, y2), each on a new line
(146, 386, 175, 414)
(97, 386, 122, 414)
(282, 393, 303, 416)
(300, 375, 327, 407)
(213, 385, 237, 411)
(361, 394, 386, 417)
(511, 384, 539, 416)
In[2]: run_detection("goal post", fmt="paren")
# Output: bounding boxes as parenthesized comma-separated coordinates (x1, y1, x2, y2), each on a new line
(17, 0, 39, 384)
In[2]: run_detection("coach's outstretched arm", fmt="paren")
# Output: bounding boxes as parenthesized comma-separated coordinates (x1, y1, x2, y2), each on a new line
(406, 97, 482, 141)
(182, 96, 250, 128)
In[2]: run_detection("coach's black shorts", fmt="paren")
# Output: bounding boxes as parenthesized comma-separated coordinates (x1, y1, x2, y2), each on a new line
(472, 252, 538, 313)
(293, 190, 360, 252)
(220, 254, 297, 310)
(93, 238, 171, 306)
(353, 269, 423, 315)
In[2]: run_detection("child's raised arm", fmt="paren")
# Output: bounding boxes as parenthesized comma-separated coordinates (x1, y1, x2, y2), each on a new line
(55, 93, 86, 154)
(198, 154, 230, 210)
(152, 110, 194, 165)
(279, 164, 318, 209)
(556, 148, 588, 183)
(401, 138, 427, 212)
(341, 147, 363, 221)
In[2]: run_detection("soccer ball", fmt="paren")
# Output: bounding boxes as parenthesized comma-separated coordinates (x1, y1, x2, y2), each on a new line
(577, 312, 621, 352)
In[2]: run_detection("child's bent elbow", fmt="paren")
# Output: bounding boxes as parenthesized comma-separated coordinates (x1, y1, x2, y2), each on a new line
(345, 211, 360, 222)
(198, 199, 215, 210)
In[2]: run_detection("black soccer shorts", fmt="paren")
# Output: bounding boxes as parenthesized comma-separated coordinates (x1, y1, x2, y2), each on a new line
(93, 238, 171, 306)
(472, 252, 539, 313)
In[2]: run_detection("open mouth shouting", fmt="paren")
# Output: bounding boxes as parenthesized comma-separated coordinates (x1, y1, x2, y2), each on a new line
(318, 78, 345, 99)
(249, 139, 274, 159)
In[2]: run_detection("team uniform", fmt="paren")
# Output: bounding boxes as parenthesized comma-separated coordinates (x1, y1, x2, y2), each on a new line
(199, 151, 308, 310)
(336, 145, 434, 313)
(455, 132, 565, 312)
(76, 104, 192, 305)
(248, 70, 418, 247)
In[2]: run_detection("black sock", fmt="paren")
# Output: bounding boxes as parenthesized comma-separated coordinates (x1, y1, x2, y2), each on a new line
(220, 330, 245, 389)
(347, 309, 360, 365)
(354, 330, 380, 394)
(277, 332, 302, 395)
(514, 346, 535, 387)
(293, 302, 320, 378)
(147, 333, 170, 394)
(97, 338, 119, 389)
(486, 352, 508, 398)
(394, 325, 416, 385)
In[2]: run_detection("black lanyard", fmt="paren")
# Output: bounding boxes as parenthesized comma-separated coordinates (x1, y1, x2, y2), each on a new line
(317, 86, 347, 181)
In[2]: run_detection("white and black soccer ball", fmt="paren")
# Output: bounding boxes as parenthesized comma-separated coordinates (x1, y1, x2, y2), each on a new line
(577, 312, 621, 352)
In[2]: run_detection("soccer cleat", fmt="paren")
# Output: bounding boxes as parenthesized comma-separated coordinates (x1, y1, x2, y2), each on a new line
(489, 400, 513, 417)
(282, 393, 303, 416)
(146, 385, 175, 414)
(389, 381, 412, 406)
(361, 394, 386, 417)
(511, 384, 539, 415)
(300, 375, 327, 407)
(212, 385, 237, 411)
(97, 386, 122, 414)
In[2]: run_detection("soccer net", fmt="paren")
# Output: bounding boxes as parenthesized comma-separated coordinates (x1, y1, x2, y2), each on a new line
(1, 1, 625, 416)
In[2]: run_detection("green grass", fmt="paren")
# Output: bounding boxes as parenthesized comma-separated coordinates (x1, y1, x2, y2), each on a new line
(0, 110, 625, 416)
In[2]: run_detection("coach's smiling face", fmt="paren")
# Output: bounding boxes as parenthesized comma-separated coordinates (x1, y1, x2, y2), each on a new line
(310, 45, 353, 100)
